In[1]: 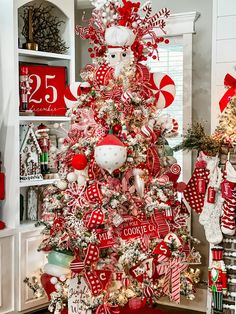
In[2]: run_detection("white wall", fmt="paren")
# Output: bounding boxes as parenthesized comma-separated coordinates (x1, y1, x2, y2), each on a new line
(211, 0, 236, 130)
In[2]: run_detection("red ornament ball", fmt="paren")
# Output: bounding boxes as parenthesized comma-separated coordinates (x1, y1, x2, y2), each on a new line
(112, 124, 122, 134)
(165, 39, 170, 44)
(0, 220, 5, 230)
(176, 181, 187, 193)
(71, 154, 88, 170)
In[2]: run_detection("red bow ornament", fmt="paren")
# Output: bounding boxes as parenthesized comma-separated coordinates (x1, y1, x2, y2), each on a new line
(70, 244, 103, 295)
(219, 74, 236, 112)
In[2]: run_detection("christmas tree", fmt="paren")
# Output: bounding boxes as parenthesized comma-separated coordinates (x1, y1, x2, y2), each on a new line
(38, 1, 201, 313)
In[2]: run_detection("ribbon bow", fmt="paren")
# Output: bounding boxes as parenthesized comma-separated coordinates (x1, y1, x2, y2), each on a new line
(70, 243, 103, 295)
(75, 109, 97, 135)
(219, 74, 236, 112)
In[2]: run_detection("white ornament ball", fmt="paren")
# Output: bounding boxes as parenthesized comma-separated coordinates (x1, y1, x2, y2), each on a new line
(95, 135, 127, 174)
(55, 283, 63, 291)
(60, 145, 68, 153)
(56, 180, 68, 190)
(50, 145, 57, 153)
(58, 138, 64, 144)
(132, 22, 138, 28)
(53, 123, 60, 129)
(59, 275, 67, 282)
(50, 277, 58, 285)
(75, 169, 88, 187)
(67, 172, 78, 183)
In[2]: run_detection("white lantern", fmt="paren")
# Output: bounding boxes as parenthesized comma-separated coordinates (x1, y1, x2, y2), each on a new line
(95, 134, 127, 174)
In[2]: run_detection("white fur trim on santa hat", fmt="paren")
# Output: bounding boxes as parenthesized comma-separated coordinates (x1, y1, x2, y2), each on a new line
(105, 26, 136, 47)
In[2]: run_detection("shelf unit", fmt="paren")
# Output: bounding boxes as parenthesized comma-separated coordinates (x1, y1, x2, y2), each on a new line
(0, 0, 75, 312)
(19, 116, 71, 122)
(19, 178, 60, 188)
(18, 48, 72, 60)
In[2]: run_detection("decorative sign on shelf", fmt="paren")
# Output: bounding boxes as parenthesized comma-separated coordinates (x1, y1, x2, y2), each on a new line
(19, 64, 67, 116)
(68, 277, 92, 314)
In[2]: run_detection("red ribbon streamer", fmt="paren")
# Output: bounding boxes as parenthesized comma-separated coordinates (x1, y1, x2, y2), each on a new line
(219, 74, 236, 112)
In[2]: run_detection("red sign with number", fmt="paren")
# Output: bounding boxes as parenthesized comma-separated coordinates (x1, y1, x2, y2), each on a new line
(20, 64, 67, 116)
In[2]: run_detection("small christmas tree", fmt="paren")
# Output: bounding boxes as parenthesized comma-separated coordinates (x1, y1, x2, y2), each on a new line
(38, 1, 201, 312)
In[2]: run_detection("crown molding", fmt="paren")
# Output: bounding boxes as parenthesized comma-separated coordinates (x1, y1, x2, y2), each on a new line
(159, 12, 201, 37)
(76, 0, 92, 10)
(75, 2, 200, 37)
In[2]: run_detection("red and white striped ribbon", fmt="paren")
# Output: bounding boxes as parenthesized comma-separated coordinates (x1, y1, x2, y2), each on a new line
(162, 257, 188, 303)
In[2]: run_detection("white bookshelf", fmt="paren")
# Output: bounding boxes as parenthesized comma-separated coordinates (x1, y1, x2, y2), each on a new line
(19, 178, 60, 188)
(18, 48, 72, 60)
(19, 116, 71, 122)
(0, 0, 75, 312)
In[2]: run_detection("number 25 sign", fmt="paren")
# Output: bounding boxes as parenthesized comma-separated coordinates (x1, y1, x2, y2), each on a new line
(20, 64, 67, 116)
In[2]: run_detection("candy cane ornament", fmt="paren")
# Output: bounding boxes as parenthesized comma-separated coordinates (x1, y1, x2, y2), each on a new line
(166, 118, 179, 137)
(148, 72, 176, 109)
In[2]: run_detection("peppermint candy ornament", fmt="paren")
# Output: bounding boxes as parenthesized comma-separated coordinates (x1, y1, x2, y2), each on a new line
(64, 82, 91, 109)
(149, 72, 176, 109)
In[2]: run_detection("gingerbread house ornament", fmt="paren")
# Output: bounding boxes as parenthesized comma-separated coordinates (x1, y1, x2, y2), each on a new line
(20, 124, 43, 181)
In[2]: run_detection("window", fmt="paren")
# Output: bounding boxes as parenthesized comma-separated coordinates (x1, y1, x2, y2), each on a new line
(146, 37, 184, 179)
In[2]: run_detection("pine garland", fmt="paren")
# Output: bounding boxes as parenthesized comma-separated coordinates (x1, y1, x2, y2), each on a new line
(174, 123, 220, 155)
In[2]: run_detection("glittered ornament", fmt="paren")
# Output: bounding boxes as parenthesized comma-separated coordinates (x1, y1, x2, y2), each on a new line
(71, 154, 88, 170)
(128, 297, 146, 310)
(112, 124, 122, 134)
(95, 134, 127, 174)
(56, 180, 68, 190)
(67, 172, 77, 183)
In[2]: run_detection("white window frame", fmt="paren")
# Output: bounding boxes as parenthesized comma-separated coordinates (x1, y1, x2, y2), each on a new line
(154, 11, 200, 184)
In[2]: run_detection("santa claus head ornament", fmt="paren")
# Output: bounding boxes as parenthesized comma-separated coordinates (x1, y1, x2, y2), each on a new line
(76, 0, 170, 63)
(105, 26, 136, 76)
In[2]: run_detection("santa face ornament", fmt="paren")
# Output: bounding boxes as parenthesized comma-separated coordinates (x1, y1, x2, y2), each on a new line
(107, 47, 134, 68)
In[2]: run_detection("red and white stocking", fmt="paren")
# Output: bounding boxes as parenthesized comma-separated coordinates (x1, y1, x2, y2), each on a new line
(199, 158, 223, 244)
(183, 152, 212, 214)
(221, 161, 236, 236)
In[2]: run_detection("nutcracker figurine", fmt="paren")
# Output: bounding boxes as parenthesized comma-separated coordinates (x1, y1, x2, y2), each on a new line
(208, 247, 227, 313)
(20, 65, 31, 111)
(35, 124, 50, 175)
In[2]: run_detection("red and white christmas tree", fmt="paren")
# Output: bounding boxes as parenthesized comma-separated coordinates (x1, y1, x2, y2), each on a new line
(38, 1, 201, 313)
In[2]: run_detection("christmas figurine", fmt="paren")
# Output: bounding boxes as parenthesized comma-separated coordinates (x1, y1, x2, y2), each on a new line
(35, 124, 50, 175)
(20, 65, 31, 111)
(208, 247, 227, 313)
